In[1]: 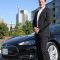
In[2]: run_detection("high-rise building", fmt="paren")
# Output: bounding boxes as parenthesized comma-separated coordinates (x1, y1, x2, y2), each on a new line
(16, 9, 29, 25)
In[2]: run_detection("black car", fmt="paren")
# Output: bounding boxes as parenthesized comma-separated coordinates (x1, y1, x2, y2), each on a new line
(1, 35, 37, 60)
(1, 24, 60, 60)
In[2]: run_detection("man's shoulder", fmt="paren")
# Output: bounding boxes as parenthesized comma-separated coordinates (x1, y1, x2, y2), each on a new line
(32, 8, 39, 18)
(45, 7, 51, 11)
(32, 8, 39, 14)
(44, 7, 51, 14)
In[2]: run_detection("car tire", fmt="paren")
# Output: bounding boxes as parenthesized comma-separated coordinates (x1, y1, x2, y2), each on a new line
(47, 42, 60, 60)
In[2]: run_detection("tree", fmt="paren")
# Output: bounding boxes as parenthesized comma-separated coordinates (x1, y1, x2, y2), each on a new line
(23, 20, 33, 35)
(12, 23, 25, 36)
(12, 20, 33, 36)
(0, 22, 9, 38)
(9, 25, 13, 36)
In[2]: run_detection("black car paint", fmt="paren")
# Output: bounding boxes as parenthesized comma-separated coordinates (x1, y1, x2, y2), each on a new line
(1, 24, 60, 58)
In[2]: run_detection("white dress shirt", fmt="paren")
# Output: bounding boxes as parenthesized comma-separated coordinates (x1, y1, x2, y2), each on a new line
(37, 6, 45, 27)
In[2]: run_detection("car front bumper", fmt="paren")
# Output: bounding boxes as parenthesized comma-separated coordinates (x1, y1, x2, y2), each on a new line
(1, 45, 37, 59)
(1, 45, 19, 57)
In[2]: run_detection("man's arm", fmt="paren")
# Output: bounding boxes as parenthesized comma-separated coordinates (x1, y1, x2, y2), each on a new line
(32, 10, 40, 34)
(39, 8, 51, 32)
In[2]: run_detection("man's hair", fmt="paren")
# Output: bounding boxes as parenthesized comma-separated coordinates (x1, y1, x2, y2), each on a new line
(45, 0, 46, 2)
(39, 0, 46, 2)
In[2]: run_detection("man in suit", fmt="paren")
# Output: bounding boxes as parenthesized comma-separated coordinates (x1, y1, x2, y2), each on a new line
(32, 0, 51, 60)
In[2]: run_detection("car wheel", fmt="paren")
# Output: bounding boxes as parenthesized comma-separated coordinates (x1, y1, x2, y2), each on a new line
(47, 42, 60, 60)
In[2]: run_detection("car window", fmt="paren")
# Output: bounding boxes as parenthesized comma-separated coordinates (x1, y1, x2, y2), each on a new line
(50, 25, 60, 35)
(54, 26, 60, 34)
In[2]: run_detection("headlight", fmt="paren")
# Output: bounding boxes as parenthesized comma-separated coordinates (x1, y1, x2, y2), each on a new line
(18, 42, 25, 45)
(18, 41, 30, 45)
(18, 40, 35, 45)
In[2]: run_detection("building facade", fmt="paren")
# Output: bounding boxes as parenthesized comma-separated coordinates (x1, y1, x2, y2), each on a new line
(16, 10, 29, 26)
(46, 0, 60, 23)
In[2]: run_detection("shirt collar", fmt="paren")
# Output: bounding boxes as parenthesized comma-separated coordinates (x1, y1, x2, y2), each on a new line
(41, 6, 45, 10)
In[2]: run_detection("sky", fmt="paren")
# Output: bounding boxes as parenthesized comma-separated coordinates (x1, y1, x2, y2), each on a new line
(0, 0, 52, 24)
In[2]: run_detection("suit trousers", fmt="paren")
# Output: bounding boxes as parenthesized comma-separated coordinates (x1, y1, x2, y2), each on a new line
(35, 34, 50, 60)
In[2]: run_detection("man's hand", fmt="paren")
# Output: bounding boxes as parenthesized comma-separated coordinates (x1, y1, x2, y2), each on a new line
(33, 27, 40, 34)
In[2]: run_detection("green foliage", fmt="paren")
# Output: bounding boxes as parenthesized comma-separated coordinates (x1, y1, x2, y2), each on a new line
(0, 22, 9, 38)
(23, 20, 33, 35)
(12, 23, 25, 36)
(12, 20, 33, 36)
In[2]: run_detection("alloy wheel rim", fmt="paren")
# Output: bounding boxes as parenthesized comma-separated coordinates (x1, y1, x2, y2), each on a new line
(48, 45, 58, 60)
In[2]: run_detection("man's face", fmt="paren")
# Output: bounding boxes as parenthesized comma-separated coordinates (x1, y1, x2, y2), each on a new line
(39, 0, 46, 8)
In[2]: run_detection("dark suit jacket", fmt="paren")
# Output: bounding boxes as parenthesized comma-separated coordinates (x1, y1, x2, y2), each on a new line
(33, 7, 51, 37)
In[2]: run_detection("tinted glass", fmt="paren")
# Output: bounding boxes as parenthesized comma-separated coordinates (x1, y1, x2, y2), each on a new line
(50, 25, 60, 35)
(54, 26, 60, 34)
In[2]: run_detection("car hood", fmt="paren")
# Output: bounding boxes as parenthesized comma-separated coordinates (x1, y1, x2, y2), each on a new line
(3, 35, 34, 45)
